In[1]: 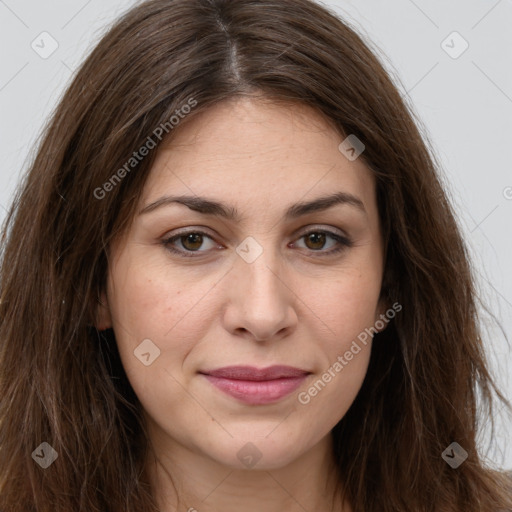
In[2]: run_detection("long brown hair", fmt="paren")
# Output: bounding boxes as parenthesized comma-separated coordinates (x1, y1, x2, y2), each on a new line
(0, 0, 510, 510)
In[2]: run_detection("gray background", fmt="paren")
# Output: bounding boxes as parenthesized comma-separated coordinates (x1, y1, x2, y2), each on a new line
(1, 0, 510, 469)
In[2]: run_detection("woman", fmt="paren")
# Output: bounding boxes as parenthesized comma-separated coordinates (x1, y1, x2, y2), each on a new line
(0, 0, 510, 510)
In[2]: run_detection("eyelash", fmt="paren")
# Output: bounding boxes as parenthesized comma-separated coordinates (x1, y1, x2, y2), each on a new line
(161, 228, 353, 258)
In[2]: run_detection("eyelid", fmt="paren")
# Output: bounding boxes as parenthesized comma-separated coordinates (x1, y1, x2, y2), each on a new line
(162, 226, 217, 239)
(294, 224, 349, 239)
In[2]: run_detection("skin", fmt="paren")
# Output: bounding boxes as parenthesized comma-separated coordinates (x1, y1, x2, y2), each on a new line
(97, 95, 388, 511)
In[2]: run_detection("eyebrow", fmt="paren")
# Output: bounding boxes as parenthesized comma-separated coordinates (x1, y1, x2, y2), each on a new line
(139, 191, 366, 220)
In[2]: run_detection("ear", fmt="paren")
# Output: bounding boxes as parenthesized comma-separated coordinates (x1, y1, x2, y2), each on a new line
(95, 290, 113, 331)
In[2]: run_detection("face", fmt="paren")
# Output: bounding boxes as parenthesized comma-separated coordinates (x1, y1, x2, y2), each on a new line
(98, 96, 387, 471)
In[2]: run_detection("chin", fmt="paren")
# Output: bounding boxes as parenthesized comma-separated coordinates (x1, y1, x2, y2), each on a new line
(204, 432, 308, 471)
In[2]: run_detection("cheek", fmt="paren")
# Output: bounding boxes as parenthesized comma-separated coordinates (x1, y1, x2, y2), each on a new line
(110, 252, 212, 332)
(296, 342, 371, 443)
(295, 271, 378, 421)
(106, 260, 219, 381)
(308, 264, 382, 348)
(106, 267, 215, 421)
(293, 264, 380, 416)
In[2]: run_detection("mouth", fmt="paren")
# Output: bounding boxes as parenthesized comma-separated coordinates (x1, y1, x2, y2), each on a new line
(198, 365, 311, 405)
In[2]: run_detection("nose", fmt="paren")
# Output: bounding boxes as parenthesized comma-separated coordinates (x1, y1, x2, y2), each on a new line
(222, 245, 298, 342)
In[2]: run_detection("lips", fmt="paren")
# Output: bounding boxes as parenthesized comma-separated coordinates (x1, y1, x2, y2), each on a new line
(199, 365, 311, 405)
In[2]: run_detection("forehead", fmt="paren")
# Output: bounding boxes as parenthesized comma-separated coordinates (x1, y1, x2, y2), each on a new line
(140, 97, 376, 222)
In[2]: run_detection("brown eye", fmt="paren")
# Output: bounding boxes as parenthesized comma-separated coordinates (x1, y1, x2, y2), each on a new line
(180, 233, 204, 251)
(162, 230, 219, 257)
(303, 232, 327, 250)
(293, 229, 353, 256)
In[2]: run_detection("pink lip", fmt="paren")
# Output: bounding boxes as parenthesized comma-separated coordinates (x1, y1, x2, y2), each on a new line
(200, 365, 310, 405)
